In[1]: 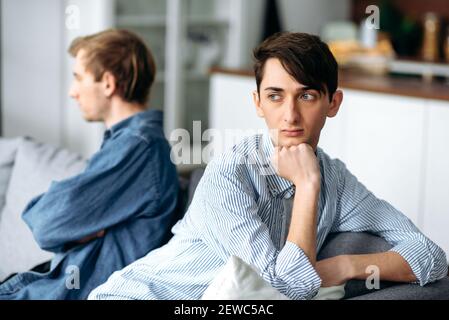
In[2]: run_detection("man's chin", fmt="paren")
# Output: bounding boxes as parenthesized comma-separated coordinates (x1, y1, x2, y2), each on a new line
(279, 137, 308, 147)
(81, 114, 100, 123)
(82, 116, 94, 122)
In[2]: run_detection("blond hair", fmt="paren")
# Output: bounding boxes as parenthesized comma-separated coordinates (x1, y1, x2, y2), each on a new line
(69, 29, 156, 105)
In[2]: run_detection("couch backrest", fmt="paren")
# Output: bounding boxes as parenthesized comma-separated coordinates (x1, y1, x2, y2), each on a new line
(0, 138, 86, 280)
(173, 168, 206, 222)
(187, 168, 206, 207)
(0, 137, 22, 214)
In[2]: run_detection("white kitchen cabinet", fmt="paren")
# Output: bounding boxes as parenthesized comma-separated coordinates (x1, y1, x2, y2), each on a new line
(318, 94, 349, 162)
(209, 74, 263, 132)
(319, 89, 449, 256)
(422, 101, 449, 256)
(320, 89, 427, 226)
(337, 89, 427, 226)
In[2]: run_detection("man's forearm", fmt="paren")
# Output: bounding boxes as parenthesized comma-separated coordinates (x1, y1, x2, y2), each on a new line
(287, 186, 320, 267)
(347, 251, 417, 283)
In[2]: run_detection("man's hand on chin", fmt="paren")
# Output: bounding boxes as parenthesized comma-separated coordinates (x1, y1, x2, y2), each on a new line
(272, 143, 321, 189)
(316, 255, 353, 287)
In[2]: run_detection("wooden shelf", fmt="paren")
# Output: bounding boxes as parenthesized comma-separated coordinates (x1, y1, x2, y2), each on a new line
(389, 59, 449, 78)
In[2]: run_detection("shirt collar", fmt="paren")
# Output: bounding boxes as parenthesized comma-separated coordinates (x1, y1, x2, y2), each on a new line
(104, 109, 163, 139)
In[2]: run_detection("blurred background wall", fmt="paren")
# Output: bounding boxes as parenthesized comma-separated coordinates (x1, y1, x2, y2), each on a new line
(0, 0, 350, 157)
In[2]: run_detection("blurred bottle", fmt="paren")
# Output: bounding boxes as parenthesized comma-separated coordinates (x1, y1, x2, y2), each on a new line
(360, 18, 378, 49)
(444, 25, 449, 63)
(422, 12, 440, 62)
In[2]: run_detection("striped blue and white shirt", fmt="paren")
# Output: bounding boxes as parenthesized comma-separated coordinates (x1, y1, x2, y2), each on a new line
(89, 133, 448, 300)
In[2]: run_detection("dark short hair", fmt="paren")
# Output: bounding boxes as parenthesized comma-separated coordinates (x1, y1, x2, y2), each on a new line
(253, 32, 338, 102)
(69, 29, 156, 105)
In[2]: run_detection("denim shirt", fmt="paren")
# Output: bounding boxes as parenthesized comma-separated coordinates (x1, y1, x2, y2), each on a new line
(0, 110, 179, 299)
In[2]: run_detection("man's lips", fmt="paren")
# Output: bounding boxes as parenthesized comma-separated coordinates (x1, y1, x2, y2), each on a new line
(281, 129, 304, 137)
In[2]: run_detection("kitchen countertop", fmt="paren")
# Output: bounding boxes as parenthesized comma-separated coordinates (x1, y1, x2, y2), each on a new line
(210, 67, 449, 102)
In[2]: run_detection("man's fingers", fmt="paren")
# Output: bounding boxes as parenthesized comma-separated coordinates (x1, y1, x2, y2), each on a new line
(97, 230, 105, 238)
(76, 229, 106, 244)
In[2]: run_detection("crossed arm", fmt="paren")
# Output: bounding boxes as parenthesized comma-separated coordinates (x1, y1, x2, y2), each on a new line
(22, 136, 159, 252)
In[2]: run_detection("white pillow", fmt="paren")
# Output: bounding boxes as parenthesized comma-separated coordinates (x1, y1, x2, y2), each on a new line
(313, 285, 345, 300)
(201, 255, 345, 300)
(0, 137, 22, 213)
(0, 138, 86, 281)
(201, 255, 289, 300)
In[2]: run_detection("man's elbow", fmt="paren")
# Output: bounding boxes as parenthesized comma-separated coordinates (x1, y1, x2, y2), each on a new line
(28, 220, 63, 252)
(419, 243, 448, 286)
(432, 247, 449, 283)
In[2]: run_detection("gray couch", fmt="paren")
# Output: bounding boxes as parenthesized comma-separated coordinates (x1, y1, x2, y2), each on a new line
(182, 168, 449, 300)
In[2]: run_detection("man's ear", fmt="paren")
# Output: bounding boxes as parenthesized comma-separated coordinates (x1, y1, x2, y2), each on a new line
(252, 90, 265, 118)
(102, 71, 116, 98)
(327, 89, 343, 118)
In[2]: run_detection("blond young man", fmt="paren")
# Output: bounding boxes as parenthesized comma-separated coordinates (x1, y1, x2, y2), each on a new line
(0, 29, 179, 300)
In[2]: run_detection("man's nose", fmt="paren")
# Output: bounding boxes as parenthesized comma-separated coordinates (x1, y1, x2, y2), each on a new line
(69, 83, 78, 99)
(284, 98, 300, 124)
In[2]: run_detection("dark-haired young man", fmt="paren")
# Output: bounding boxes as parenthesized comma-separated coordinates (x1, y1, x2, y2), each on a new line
(0, 29, 179, 299)
(90, 32, 447, 300)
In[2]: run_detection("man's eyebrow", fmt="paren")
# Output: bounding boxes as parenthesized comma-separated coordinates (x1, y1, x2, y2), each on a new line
(300, 86, 318, 91)
(264, 86, 318, 92)
(295, 86, 319, 92)
(264, 87, 284, 92)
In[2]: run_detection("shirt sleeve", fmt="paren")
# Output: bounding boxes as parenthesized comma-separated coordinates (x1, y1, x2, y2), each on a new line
(331, 159, 448, 286)
(22, 134, 161, 252)
(191, 155, 322, 300)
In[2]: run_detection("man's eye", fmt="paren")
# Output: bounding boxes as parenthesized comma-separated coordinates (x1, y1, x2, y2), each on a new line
(268, 94, 281, 101)
(301, 93, 316, 101)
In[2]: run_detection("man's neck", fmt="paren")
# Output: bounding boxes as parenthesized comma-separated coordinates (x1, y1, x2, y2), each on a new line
(104, 98, 146, 129)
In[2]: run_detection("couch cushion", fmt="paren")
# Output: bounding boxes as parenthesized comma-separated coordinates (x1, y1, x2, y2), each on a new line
(187, 167, 205, 206)
(317, 232, 392, 259)
(317, 232, 397, 299)
(0, 138, 86, 281)
(0, 137, 22, 214)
